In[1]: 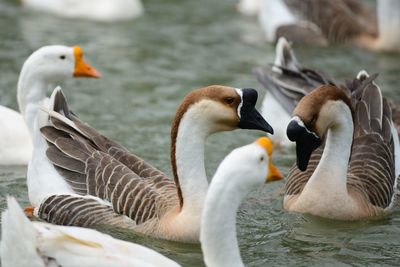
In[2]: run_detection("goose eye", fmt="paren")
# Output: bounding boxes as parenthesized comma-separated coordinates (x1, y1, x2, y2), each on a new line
(224, 97, 234, 105)
(60, 55, 66, 60)
(259, 155, 265, 162)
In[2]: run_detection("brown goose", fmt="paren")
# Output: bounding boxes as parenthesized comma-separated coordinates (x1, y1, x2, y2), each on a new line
(255, 0, 400, 51)
(28, 85, 274, 243)
(285, 73, 400, 220)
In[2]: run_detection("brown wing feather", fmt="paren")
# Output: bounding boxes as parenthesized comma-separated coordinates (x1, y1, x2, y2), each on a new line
(40, 89, 179, 226)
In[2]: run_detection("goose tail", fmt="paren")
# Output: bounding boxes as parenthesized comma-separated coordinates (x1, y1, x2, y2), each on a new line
(1, 196, 44, 267)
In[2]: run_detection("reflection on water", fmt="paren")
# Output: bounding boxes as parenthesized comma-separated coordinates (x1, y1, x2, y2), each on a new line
(0, 0, 399, 266)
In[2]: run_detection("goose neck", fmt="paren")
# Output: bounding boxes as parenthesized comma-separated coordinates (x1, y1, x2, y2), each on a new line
(200, 174, 246, 267)
(307, 103, 353, 194)
(172, 106, 211, 212)
(17, 70, 48, 126)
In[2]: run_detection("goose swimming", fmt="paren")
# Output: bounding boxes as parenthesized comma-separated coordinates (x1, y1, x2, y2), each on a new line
(2, 137, 282, 266)
(27, 85, 275, 243)
(285, 73, 400, 220)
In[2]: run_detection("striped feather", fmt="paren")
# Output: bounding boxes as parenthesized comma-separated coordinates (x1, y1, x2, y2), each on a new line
(39, 89, 179, 227)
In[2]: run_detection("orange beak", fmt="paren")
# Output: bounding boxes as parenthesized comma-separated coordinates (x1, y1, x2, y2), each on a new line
(255, 137, 284, 183)
(73, 46, 101, 78)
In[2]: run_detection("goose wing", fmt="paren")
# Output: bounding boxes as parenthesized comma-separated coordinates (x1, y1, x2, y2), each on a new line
(254, 37, 334, 114)
(346, 74, 396, 209)
(38, 90, 178, 226)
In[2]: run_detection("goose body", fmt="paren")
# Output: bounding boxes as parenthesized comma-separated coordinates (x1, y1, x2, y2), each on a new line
(0, 45, 100, 165)
(1, 196, 180, 267)
(28, 85, 273, 243)
(2, 138, 282, 267)
(251, 0, 400, 51)
(285, 73, 400, 220)
(21, 0, 144, 22)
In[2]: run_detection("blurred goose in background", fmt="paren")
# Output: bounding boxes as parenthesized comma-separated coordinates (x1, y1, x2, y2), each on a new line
(0, 45, 100, 165)
(21, 0, 144, 22)
(27, 85, 275, 243)
(1, 196, 180, 267)
(241, 0, 400, 51)
(285, 72, 400, 220)
(2, 138, 282, 267)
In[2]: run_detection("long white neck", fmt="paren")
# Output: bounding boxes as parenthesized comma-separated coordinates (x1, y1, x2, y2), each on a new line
(17, 66, 50, 133)
(376, 0, 400, 50)
(174, 108, 210, 215)
(201, 171, 247, 267)
(303, 103, 353, 196)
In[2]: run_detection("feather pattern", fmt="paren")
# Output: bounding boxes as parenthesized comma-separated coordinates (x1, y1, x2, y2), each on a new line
(38, 91, 179, 229)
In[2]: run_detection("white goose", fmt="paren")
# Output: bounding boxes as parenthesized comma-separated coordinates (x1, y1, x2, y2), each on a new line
(2, 137, 281, 267)
(1, 196, 180, 267)
(0, 45, 100, 165)
(249, 0, 400, 51)
(284, 72, 400, 220)
(27, 85, 275, 243)
(21, 0, 144, 22)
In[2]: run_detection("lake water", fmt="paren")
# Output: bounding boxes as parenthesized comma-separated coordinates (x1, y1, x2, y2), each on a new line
(0, 0, 399, 266)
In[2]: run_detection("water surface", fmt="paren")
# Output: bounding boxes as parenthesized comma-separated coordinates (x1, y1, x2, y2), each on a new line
(0, 0, 399, 266)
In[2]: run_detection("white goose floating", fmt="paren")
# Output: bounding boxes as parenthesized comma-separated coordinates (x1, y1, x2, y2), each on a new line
(246, 0, 400, 51)
(28, 85, 276, 243)
(285, 72, 400, 220)
(0, 45, 100, 165)
(2, 137, 282, 267)
(21, 0, 144, 22)
(1, 196, 180, 267)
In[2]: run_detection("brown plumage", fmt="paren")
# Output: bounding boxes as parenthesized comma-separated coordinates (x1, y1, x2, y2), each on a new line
(286, 75, 398, 214)
(35, 85, 259, 242)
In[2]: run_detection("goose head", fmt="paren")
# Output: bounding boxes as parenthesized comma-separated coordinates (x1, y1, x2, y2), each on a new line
(286, 85, 352, 171)
(172, 85, 273, 137)
(215, 137, 284, 189)
(19, 45, 100, 85)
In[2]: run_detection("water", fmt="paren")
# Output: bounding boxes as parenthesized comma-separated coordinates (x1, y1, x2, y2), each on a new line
(0, 0, 400, 266)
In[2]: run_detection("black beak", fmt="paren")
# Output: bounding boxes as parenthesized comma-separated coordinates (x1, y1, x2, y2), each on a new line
(237, 88, 274, 134)
(287, 118, 321, 171)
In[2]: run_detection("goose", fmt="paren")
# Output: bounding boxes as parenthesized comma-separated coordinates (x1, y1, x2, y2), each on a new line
(1, 196, 180, 267)
(284, 72, 400, 220)
(250, 0, 400, 51)
(0, 45, 100, 165)
(201, 137, 283, 267)
(254, 37, 334, 147)
(27, 85, 274, 243)
(21, 0, 144, 22)
(2, 137, 282, 267)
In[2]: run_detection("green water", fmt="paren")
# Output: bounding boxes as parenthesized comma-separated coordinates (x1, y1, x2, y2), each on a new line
(0, 0, 400, 266)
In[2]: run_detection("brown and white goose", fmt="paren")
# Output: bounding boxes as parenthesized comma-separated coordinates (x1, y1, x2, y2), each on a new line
(251, 0, 400, 51)
(28, 85, 273, 243)
(284, 73, 400, 220)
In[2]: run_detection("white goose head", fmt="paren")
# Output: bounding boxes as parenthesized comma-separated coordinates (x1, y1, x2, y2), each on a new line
(19, 45, 100, 84)
(286, 85, 352, 171)
(17, 45, 101, 118)
(170, 85, 274, 208)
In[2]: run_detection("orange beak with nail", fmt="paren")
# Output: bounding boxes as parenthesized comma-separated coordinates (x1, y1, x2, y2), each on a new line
(73, 46, 101, 78)
(255, 137, 284, 183)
